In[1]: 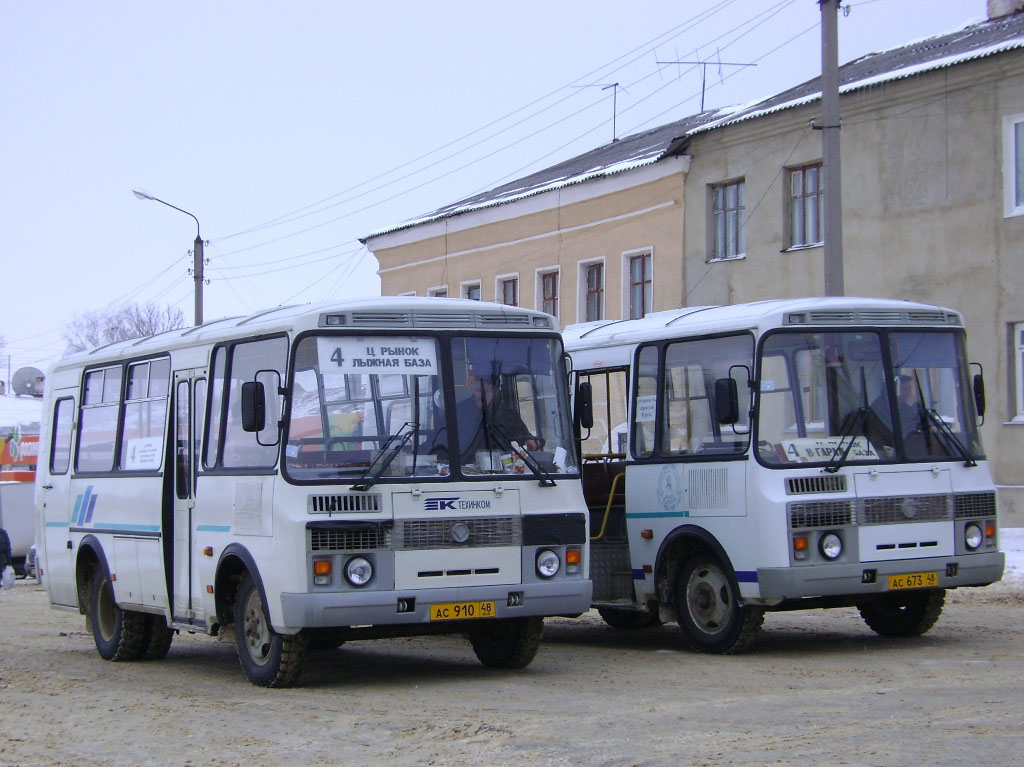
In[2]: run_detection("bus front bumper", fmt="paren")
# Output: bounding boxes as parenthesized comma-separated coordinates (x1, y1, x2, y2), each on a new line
(753, 551, 1005, 602)
(280, 579, 593, 629)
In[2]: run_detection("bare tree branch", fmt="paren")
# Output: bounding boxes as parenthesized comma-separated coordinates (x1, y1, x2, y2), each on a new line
(63, 303, 185, 354)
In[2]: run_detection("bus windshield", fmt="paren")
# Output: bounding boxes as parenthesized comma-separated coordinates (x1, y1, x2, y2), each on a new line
(284, 334, 577, 481)
(756, 329, 983, 467)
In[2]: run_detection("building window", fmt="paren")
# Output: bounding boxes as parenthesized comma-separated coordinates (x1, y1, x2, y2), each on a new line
(581, 261, 604, 322)
(787, 163, 824, 248)
(498, 276, 518, 306)
(626, 251, 652, 319)
(1014, 323, 1024, 421)
(428, 286, 448, 298)
(538, 269, 559, 317)
(463, 281, 481, 301)
(710, 179, 745, 260)
(1004, 113, 1024, 217)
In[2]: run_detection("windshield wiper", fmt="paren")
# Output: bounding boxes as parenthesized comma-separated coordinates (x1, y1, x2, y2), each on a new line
(485, 424, 556, 487)
(923, 408, 977, 467)
(352, 422, 417, 491)
(824, 407, 869, 474)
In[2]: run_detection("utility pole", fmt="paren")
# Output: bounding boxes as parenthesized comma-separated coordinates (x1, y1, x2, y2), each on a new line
(820, 0, 844, 296)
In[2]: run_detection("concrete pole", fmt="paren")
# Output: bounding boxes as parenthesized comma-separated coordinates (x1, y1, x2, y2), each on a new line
(820, 0, 844, 296)
(193, 234, 204, 326)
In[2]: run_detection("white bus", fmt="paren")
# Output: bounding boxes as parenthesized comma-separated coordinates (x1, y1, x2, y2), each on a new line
(36, 297, 591, 686)
(565, 297, 1004, 653)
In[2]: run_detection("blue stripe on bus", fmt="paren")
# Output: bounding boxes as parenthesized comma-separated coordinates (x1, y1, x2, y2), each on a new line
(72, 495, 83, 526)
(196, 525, 231, 532)
(85, 495, 98, 524)
(93, 523, 161, 532)
(625, 511, 690, 519)
(735, 571, 758, 583)
(45, 521, 69, 528)
(632, 569, 646, 580)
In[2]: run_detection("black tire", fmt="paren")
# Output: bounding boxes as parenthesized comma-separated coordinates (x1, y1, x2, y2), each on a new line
(141, 614, 175, 660)
(674, 549, 764, 654)
(468, 617, 544, 669)
(88, 567, 148, 662)
(305, 627, 347, 651)
(857, 588, 945, 637)
(234, 571, 307, 687)
(597, 606, 662, 630)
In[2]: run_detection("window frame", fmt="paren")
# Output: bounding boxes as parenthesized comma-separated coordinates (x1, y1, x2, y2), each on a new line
(427, 285, 448, 298)
(461, 280, 481, 301)
(578, 258, 605, 323)
(49, 396, 76, 475)
(496, 273, 519, 306)
(623, 249, 653, 320)
(1003, 112, 1024, 218)
(709, 178, 746, 261)
(536, 267, 560, 319)
(1013, 322, 1024, 422)
(785, 162, 824, 250)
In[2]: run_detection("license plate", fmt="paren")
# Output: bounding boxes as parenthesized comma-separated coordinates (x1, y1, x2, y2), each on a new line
(887, 571, 939, 590)
(429, 601, 496, 621)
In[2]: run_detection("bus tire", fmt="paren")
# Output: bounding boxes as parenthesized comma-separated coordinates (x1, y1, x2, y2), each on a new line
(88, 567, 147, 662)
(141, 615, 175, 660)
(674, 549, 763, 654)
(857, 588, 945, 637)
(234, 571, 307, 687)
(468, 617, 544, 669)
(597, 606, 662, 630)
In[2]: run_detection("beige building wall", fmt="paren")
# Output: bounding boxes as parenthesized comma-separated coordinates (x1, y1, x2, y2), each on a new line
(682, 52, 1024, 523)
(370, 158, 689, 325)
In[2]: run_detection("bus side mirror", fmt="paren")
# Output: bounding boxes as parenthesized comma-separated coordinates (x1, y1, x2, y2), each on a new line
(241, 381, 266, 433)
(973, 372, 986, 419)
(576, 380, 594, 430)
(715, 378, 739, 425)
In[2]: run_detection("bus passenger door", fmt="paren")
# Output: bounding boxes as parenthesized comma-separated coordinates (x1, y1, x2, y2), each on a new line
(171, 370, 204, 622)
(39, 390, 78, 607)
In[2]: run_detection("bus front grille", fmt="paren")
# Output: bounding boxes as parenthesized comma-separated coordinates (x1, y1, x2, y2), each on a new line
(310, 525, 393, 551)
(860, 494, 951, 524)
(396, 516, 522, 550)
(788, 500, 856, 529)
(954, 491, 997, 519)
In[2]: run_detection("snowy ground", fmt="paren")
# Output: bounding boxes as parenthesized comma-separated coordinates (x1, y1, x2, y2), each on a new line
(997, 527, 1022, 589)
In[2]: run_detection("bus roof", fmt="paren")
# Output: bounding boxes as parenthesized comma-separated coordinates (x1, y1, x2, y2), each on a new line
(51, 296, 557, 374)
(563, 297, 964, 366)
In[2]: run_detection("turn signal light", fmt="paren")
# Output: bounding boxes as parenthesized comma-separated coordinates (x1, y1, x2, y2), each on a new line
(985, 521, 996, 539)
(313, 560, 332, 576)
(793, 535, 809, 561)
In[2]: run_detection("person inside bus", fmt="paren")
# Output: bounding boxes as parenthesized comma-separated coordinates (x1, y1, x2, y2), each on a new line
(429, 360, 539, 467)
(895, 374, 927, 438)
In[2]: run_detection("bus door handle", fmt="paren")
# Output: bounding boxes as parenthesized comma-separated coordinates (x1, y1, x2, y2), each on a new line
(42, 484, 53, 490)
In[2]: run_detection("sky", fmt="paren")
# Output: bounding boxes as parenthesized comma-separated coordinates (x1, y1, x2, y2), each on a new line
(0, 0, 991, 381)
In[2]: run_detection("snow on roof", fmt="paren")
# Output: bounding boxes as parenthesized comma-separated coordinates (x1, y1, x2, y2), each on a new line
(363, 12, 1024, 241)
(0, 395, 43, 433)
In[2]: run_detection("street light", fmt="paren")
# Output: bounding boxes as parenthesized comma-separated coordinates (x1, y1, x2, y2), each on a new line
(132, 189, 206, 326)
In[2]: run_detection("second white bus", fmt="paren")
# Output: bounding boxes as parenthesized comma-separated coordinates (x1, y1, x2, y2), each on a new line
(566, 297, 1004, 652)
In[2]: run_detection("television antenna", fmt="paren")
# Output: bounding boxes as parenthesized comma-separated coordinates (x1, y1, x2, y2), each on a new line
(656, 56, 756, 111)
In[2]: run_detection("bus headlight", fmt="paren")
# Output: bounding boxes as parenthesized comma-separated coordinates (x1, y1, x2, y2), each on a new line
(964, 523, 983, 551)
(344, 556, 373, 587)
(819, 532, 843, 560)
(536, 549, 560, 578)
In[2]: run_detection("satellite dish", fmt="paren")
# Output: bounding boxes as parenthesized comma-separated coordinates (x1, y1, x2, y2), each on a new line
(11, 367, 45, 397)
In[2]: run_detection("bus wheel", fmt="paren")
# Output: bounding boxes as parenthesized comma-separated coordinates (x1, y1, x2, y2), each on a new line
(234, 571, 308, 687)
(857, 589, 945, 637)
(141, 615, 175, 660)
(88, 567, 147, 661)
(674, 550, 763, 654)
(597, 606, 662, 630)
(468, 617, 544, 669)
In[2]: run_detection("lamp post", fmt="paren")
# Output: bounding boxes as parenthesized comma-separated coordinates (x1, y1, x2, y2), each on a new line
(132, 189, 205, 326)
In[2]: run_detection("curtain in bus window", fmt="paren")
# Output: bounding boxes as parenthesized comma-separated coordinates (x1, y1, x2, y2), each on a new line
(78, 366, 122, 472)
(222, 336, 288, 469)
(118, 358, 170, 471)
